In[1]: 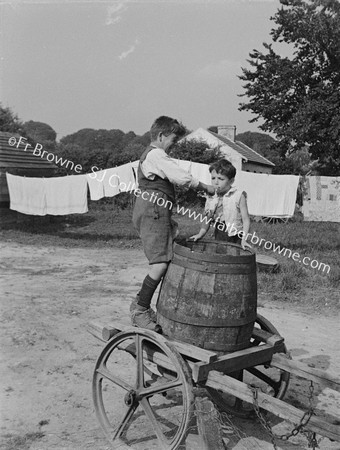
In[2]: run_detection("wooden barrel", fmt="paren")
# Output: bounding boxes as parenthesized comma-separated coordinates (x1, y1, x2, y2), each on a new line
(156, 240, 257, 352)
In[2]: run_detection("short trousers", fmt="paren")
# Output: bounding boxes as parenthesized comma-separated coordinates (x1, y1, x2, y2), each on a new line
(132, 191, 178, 264)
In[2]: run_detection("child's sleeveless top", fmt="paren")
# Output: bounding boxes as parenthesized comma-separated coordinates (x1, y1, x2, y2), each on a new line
(137, 146, 176, 203)
(206, 187, 245, 236)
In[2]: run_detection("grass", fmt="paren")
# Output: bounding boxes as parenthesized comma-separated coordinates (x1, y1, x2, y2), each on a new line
(0, 197, 339, 313)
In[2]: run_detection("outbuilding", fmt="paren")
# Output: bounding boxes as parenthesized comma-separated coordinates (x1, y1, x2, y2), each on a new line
(184, 126, 275, 173)
(0, 131, 57, 206)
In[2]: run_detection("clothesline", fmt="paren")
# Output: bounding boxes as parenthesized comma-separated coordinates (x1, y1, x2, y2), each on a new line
(6, 160, 338, 221)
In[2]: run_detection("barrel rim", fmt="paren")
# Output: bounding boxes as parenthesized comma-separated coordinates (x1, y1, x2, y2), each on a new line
(174, 240, 255, 264)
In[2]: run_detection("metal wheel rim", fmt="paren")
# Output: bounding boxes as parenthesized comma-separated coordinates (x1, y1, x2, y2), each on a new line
(92, 328, 194, 449)
(206, 314, 290, 418)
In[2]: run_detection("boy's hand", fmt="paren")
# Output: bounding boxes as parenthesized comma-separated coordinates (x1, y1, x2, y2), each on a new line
(241, 238, 252, 250)
(206, 185, 215, 195)
(188, 234, 202, 242)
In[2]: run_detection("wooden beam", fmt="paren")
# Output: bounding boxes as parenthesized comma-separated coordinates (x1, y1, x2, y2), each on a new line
(192, 344, 280, 383)
(205, 371, 340, 442)
(251, 328, 284, 347)
(271, 354, 340, 393)
(86, 321, 107, 342)
(88, 321, 218, 363)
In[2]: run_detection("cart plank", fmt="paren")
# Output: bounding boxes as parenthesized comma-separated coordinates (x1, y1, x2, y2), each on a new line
(87, 321, 218, 363)
(251, 328, 284, 347)
(271, 354, 340, 392)
(206, 371, 340, 442)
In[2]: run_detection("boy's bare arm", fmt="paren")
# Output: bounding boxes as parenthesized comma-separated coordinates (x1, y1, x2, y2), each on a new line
(189, 210, 212, 241)
(196, 181, 215, 195)
(239, 193, 251, 248)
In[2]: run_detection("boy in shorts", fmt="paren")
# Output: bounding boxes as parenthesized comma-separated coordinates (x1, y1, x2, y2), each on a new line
(131, 116, 215, 331)
(190, 159, 251, 249)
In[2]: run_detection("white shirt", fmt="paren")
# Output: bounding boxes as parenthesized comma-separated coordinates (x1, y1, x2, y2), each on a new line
(141, 147, 200, 189)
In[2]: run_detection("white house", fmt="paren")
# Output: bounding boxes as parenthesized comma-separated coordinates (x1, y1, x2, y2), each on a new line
(184, 126, 275, 174)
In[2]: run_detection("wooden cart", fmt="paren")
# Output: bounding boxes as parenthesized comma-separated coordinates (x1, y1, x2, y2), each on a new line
(88, 241, 340, 449)
(88, 315, 340, 449)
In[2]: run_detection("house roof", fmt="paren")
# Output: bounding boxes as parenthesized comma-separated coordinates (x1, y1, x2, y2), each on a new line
(0, 132, 57, 170)
(209, 130, 275, 167)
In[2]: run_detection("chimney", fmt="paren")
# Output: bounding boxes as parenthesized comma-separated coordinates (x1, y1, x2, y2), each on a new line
(217, 125, 236, 142)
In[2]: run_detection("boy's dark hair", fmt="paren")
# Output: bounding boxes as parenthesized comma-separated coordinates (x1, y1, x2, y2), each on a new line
(150, 116, 186, 141)
(209, 159, 236, 179)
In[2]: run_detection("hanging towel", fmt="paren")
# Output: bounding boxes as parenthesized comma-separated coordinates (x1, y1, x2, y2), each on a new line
(115, 162, 137, 192)
(102, 163, 137, 196)
(45, 175, 88, 215)
(235, 172, 299, 217)
(86, 173, 105, 201)
(102, 168, 121, 197)
(6, 173, 46, 215)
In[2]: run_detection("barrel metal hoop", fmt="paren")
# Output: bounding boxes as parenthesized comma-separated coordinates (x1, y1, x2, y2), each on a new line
(157, 310, 257, 327)
(172, 255, 256, 274)
(174, 242, 255, 264)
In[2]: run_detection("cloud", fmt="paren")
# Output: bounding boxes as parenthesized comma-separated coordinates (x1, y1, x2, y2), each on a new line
(118, 38, 140, 60)
(197, 59, 242, 80)
(106, 3, 128, 26)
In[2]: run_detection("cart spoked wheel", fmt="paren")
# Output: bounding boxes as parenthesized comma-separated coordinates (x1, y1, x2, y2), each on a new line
(206, 314, 290, 418)
(260, 216, 290, 224)
(93, 328, 194, 449)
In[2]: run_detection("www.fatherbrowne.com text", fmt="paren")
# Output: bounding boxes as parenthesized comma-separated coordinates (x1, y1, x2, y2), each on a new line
(128, 185, 331, 274)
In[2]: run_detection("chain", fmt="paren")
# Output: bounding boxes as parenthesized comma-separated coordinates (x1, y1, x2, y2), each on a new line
(250, 380, 318, 449)
(250, 385, 279, 449)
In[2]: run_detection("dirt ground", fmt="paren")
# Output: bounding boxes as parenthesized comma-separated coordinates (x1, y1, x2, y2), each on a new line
(0, 240, 339, 450)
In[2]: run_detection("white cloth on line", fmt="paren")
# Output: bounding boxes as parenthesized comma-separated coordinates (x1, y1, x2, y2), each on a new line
(86, 173, 105, 201)
(302, 176, 340, 222)
(114, 162, 137, 192)
(102, 163, 138, 196)
(234, 172, 299, 217)
(102, 168, 122, 197)
(45, 175, 88, 215)
(6, 173, 47, 215)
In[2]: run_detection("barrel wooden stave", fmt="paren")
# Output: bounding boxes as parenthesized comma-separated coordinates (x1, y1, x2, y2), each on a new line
(157, 241, 257, 353)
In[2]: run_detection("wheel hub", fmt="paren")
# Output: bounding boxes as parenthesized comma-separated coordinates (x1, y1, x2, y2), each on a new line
(124, 390, 137, 406)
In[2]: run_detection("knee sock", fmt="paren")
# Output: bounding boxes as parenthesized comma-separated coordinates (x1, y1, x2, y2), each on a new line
(137, 275, 161, 309)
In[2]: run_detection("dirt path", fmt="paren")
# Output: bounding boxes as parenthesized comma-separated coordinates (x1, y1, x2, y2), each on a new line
(0, 242, 339, 450)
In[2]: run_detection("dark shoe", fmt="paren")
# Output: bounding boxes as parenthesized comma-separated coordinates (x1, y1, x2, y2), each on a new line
(130, 301, 162, 333)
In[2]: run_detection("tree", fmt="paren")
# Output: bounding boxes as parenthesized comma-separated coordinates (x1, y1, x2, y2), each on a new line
(0, 104, 24, 134)
(59, 128, 150, 172)
(236, 131, 276, 159)
(169, 139, 221, 164)
(23, 121, 57, 143)
(239, 0, 340, 175)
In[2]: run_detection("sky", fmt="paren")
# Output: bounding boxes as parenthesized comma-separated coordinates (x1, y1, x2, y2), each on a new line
(1, 0, 286, 141)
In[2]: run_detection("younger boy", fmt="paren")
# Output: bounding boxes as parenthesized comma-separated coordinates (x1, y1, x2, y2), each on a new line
(131, 116, 215, 332)
(190, 159, 251, 249)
